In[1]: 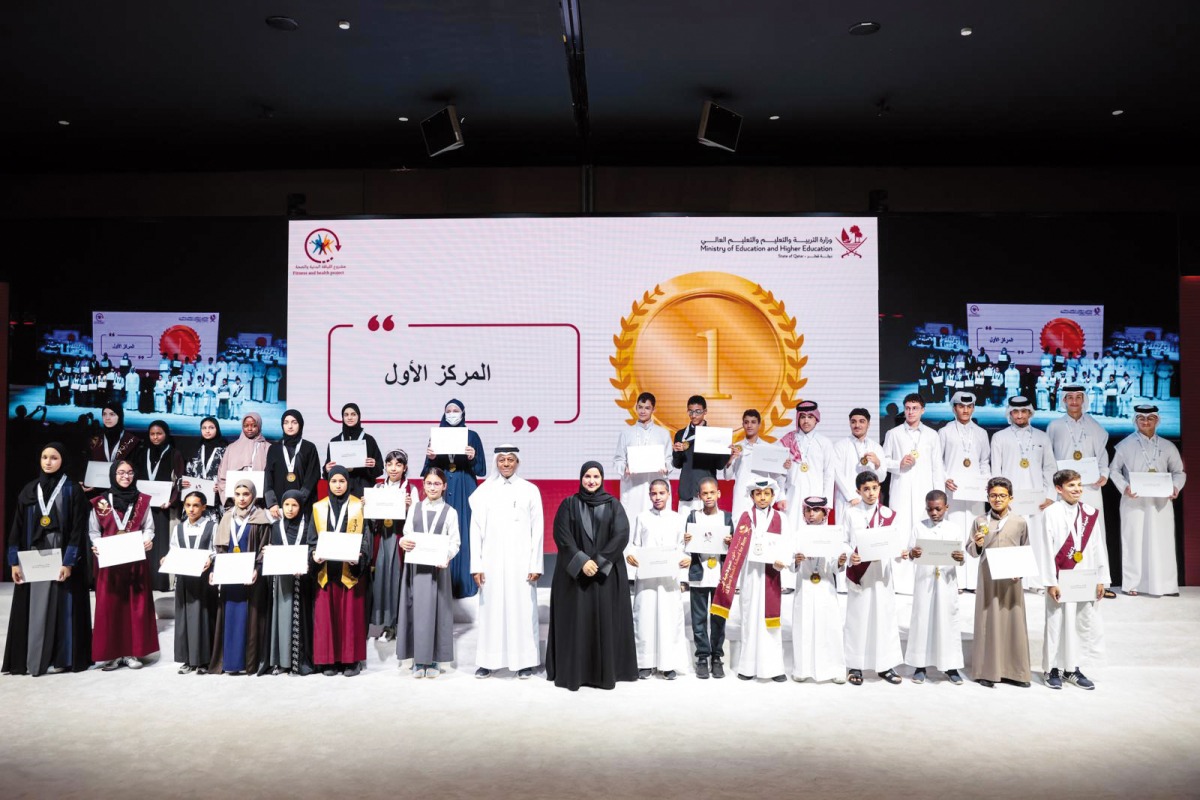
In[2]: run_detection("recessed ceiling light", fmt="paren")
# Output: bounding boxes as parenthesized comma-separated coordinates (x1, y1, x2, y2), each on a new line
(57, 119, 70, 126)
(960, 26, 973, 36)
(849, 21, 880, 35)
(265, 16, 299, 32)
(338, 20, 350, 30)
(1112, 109, 1124, 116)
(397, 116, 409, 122)
(769, 115, 780, 121)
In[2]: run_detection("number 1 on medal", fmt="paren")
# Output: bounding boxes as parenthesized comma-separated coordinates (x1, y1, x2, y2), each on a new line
(696, 328, 732, 399)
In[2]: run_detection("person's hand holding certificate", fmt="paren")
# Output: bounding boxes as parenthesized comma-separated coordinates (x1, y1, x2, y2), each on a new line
(748, 532, 792, 565)
(429, 427, 468, 456)
(403, 533, 450, 567)
(796, 524, 845, 560)
(161, 547, 209, 577)
(315, 532, 363, 562)
(913, 538, 959, 567)
(94, 532, 146, 568)
(633, 547, 679, 579)
(213, 552, 256, 584)
(626, 445, 665, 475)
(17, 549, 63, 582)
(985, 545, 1039, 580)
(1056, 568, 1102, 602)
(328, 439, 368, 469)
(1129, 471, 1174, 498)
(693, 426, 733, 456)
(750, 443, 789, 474)
(853, 530, 894, 563)
(262, 545, 309, 576)
(361, 487, 408, 520)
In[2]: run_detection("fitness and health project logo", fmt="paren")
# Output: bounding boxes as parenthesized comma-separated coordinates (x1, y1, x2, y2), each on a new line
(305, 228, 342, 263)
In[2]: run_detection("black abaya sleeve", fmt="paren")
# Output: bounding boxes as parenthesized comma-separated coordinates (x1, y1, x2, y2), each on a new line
(297, 442, 321, 507)
(592, 501, 630, 577)
(263, 445, 283, 508)
(552, 499, 590, 578)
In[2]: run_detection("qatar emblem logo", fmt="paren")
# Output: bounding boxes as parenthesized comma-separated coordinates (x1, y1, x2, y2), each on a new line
(305, 228, 342, 263)
(837, 225, 866, 258)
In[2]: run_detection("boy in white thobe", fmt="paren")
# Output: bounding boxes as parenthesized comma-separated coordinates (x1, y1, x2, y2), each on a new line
(905, 490, 965, 684)
(788, 497, 848, 683)
(1038, 469, 1108, 690)
(613, 391, 673, 525)
(843, 472, 905, 685)
(938, 391, 990, 593)
(882, 393, 944, 595)
(626, 479, 690, 679)
(469, 446, 543, 679)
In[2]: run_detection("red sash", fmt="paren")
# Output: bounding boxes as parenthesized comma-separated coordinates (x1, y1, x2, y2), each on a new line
(90, 494, 151, 537)
(1053, 503, 1099, 576)
(710, 508, 783, 628)
(846, 504, 894, 585)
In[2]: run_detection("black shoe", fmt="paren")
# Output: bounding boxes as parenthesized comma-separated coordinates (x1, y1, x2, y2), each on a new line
(663, 670, 677, 680)
(772, 674, 787, 683)
(878, 669, 902, 685)
(475, 667, 492, 679)
(711, 660, 725, 679)
(323, 668, 338, 677)
(695, 658, 710, 679)
(977, 678, 995, 688)
(638, 668, 652, 680)
(737, 673, 753, 681)
(1000, 677, 1031, 688)
(518, 667, 533, 679)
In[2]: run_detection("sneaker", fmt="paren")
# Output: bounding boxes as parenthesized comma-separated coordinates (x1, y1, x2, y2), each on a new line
(1065, 669, 1095, 690)
(911, 668, 927, 684)
(946, 669, 963, 685)
(344, 664, 361, 677)
(475, 667, 492, 679)
(1046, 668, 1063, 690)
(323, 668, 338, 677)
(47, 665, 69, 675)
(737, 673, 753, 681)
(412, 667, 426, 679)
(831, 675, 847, 685)
(178, 665, 195, 675)
(663, 670, 677, 680)
(518, 668, 533, 680)
(695, 658, 710, 680)
(100, 659, 122, 671)
(197, 667, 208, 675)
(123, 657, 143, 670)
(638, 668, 652, 680)
(711, 660, 725, 680)
(425, 664, 441, 678)
(771, 674, 787, 683)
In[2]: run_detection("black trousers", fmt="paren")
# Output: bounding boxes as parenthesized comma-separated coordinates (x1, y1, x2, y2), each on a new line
(689, 587, 726, 661)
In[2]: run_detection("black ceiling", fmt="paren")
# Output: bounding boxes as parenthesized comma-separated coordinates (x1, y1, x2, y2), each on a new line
(4, 0, 1197, 173)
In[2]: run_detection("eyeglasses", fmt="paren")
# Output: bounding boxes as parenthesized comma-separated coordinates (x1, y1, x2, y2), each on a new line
(987, 493, 1010, 500)
(115, 470, 135, 477)
(687, 409, 706, 416)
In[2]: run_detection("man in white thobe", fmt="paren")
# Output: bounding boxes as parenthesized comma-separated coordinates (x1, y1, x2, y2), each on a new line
(939, 391, 991, 592)
(725, 409, 770, 525)
(990, 396, 1057, 590)
(905, 490, 965, 684)
(843, 472, 904, 685)
(1109, 404, 1186, 596)
(831, 407, 888, 526)
(1047, 384, 1113, 597)
(883, 392, 944, 595)
(788, 497, 848, 683)
(625, 479, 689, 679)
(468, 445, 543, 678)
(613, 391, 672, 526)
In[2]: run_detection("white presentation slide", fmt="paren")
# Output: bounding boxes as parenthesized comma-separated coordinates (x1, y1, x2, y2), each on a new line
(287, 218, 879, 480)
(965, 303, 1104, 366)
(91, 311, 220, 369)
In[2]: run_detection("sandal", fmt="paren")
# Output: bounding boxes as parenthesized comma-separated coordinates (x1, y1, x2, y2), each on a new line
(879, 669, 902, 685)
(847, 669, 863, 686)
(1123, 589, 1138, 597)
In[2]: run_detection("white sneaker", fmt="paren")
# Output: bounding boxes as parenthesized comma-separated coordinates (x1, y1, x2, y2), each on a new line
(413, 667, 426, 679)
(124, 657, 143, 670)
(426, 664, 441, 678)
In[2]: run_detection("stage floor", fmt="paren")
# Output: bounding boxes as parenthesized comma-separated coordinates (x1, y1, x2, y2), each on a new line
(2, 583, 1198, 799)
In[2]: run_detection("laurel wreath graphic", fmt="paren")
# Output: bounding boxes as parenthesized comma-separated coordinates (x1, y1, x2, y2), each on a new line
(610, 281, 807, 441)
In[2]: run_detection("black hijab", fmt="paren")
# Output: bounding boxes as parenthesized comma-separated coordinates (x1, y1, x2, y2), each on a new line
(577, 461, 614, 507)
(199, 416, 225, 442)
(101, 402, 125, 448)
(326, 465, 350, 519)
(280, 489, 307, 537)
(340, 402, 362, 440)
(146, 419, 175, 461)
(38, 441, 68, 496)
(108, 460, 140, 512)
(281, 409, 304, 450)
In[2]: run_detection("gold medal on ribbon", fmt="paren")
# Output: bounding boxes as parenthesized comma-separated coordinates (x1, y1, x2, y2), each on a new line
(910, 450, 920, 459)
(979, 525, 989, 535)
(1072, 550, 1084, 563)
(39, 515, 52, 528)
(610, 272, 807, 443)
(383, 519, 394, 528)
(286, 472, 297, 483)
(1148, 467, 1158, 473)
(859, 456, 869, 466)
(800, 462, 809, 473)
(1019, 458, 1030, 468)
(963, 458, 971, 468)
(809, 572, 821, 585)
(448, 463, 458, 472)
(707, 556, 718, 569)
(1073, 450, 1083, 460)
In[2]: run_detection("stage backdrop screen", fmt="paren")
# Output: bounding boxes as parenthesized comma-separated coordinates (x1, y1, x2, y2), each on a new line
(287, 217, 879, 480)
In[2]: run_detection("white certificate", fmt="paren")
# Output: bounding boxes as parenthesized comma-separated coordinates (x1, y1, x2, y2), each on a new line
(693, 426, 733, 456)
(635, 546, 681, 579)
(315, 532, 364, 562)
(915, 538, 960, 567)
(626, 444, 665, 475)
(161, 547, 210, 577)
(94, 532, 146, 568)
(685, 522, 730, 554)
(429, 426, 468, 456)
(1056, 567, 1102, 602)
(854, 530, 895, 563)
(750, 443, 789, 475)
(950, 474, 988, 503)
(329, 439, 368, 469)
(404, 532, 450, 567)
(361, 486, 408, 520)
(1010, 497, 1043, 518)
(262, 544, 310, 576)
(182, 477, 216, 506)
(140, 480, 174, 507)
(17, 548, 62, 582)
(748, 532, 792, 565)
(213, 552, 256, 584)
(984, 545, 1040, 580)
(1130, 471, 1174, 498)
(227, 469, 265, 500)
(85, 460, 111, 488)
(796, 524, 845, 560)
(1056, 457, 1100, 485)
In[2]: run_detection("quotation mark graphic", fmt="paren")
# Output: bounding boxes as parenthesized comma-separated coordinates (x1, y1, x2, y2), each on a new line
(512, 416, 540, 432)
(367, 315, 395, 332)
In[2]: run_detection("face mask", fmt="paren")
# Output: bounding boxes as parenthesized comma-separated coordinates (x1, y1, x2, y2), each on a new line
(444, 411, 463, 426)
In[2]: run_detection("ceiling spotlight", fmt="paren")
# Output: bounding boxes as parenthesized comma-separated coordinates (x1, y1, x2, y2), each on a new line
(265, 16, 299, 31)
(769, 115, 780, 121)
(338, 20, 351, 30)
(57, 119, 70, 126)
(1112, 109, 1124, 116)
(960, 26, 973, 36)
(849, 21, 880, 36)
(397, 116, 409, 122)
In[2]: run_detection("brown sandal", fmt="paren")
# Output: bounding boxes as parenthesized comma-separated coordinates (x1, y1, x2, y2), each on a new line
(847, 669, 863, 685)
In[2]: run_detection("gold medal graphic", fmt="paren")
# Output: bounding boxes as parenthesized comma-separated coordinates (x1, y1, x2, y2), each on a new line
(810, 572, 821, 585)
(707, 557, 718, 569)
(611, 273, 807, 441)
(963, 458, 971, 468)
(39, 515, 52, 528)
(287, 472, 297, 483)
(1072, 550, 1084, 563)
(383, 519, 394, 528)
(859, 456, 869, 466)
(800, 462, 809, 473)
(1019, 458, 1030, 469)
(1073, 450, 1083, 460)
